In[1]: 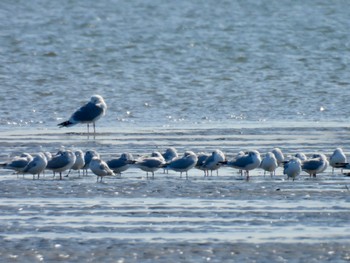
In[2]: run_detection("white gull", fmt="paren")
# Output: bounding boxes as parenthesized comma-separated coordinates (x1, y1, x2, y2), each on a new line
(201, 149, 226, 176)
(260, 152, 278, 177)
(272, 148, 284, 166)
(90, 157, 115, 182)
(329, 148, 347, 174)
(283, 157, 302, 181)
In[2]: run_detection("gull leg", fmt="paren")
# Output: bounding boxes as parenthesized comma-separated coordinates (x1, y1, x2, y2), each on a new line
(65, 169, 72, 177)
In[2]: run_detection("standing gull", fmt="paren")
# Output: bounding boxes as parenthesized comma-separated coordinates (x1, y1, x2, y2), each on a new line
(58, 95, 107, 134)
(302, 153, 328, 177)
(201, 149, 226, 176)
(225, 150, 261, 180)
(82, 150, 100, 176)
(23, 153, 48, 179)
(260, 152, 278, 177)
(90, 157, 115, 182)
(1, 153, 33, 175)
(272, 148, 284, 166)
(162, 147, 178, 163)
(162, 147, 178, 174)
(195, 152, 211, 175)
(234, 151, 246, 176)
(329, 148, 347, 174)
(106, 153, 134, 175)
(164, 151, 198, 179)
(133, 154, 166, 179)
(46, 150, 76, 180)
(283, 157, 302, 181)
(312, 154, 329, 174)
(68, 150, 85, 176)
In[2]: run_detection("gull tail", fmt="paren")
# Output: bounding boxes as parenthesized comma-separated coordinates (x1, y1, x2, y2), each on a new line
(335, 162, 349, 168)
(57, 120, 74, 128)
(160, 163, 171, 169)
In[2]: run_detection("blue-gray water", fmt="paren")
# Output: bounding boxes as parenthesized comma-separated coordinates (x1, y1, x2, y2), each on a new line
(1, 0, 350, 128)
(1, 1, 350, 262)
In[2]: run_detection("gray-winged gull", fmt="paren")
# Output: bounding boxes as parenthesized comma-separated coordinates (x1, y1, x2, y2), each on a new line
(58, 95, 107, 134)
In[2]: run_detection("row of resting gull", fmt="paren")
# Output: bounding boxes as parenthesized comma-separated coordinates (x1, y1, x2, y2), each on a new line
(1, 147, 349, 182)
(2, 95, 350, 181)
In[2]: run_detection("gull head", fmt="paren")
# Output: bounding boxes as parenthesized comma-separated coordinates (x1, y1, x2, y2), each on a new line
(90, 95, 105, 104)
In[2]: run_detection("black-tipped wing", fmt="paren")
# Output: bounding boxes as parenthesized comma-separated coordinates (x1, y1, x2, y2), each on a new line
(231, 155, 253, 168)
(71, 102, 104, 123)
(57, 120, 73, 128)
(302, 160, 322, 171)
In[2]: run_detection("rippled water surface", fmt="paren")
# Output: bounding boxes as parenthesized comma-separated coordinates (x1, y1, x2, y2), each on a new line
(1, 0, 350, 262)
(1, 124, 350, 262)
(1, 0, 350, 128)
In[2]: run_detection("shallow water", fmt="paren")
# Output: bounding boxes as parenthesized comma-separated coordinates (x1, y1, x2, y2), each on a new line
(1, 124, 350, 262)
(2, 0, 350, 262)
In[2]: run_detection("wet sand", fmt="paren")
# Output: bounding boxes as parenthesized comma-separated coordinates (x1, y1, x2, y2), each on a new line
(0, 122, 350, 262)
